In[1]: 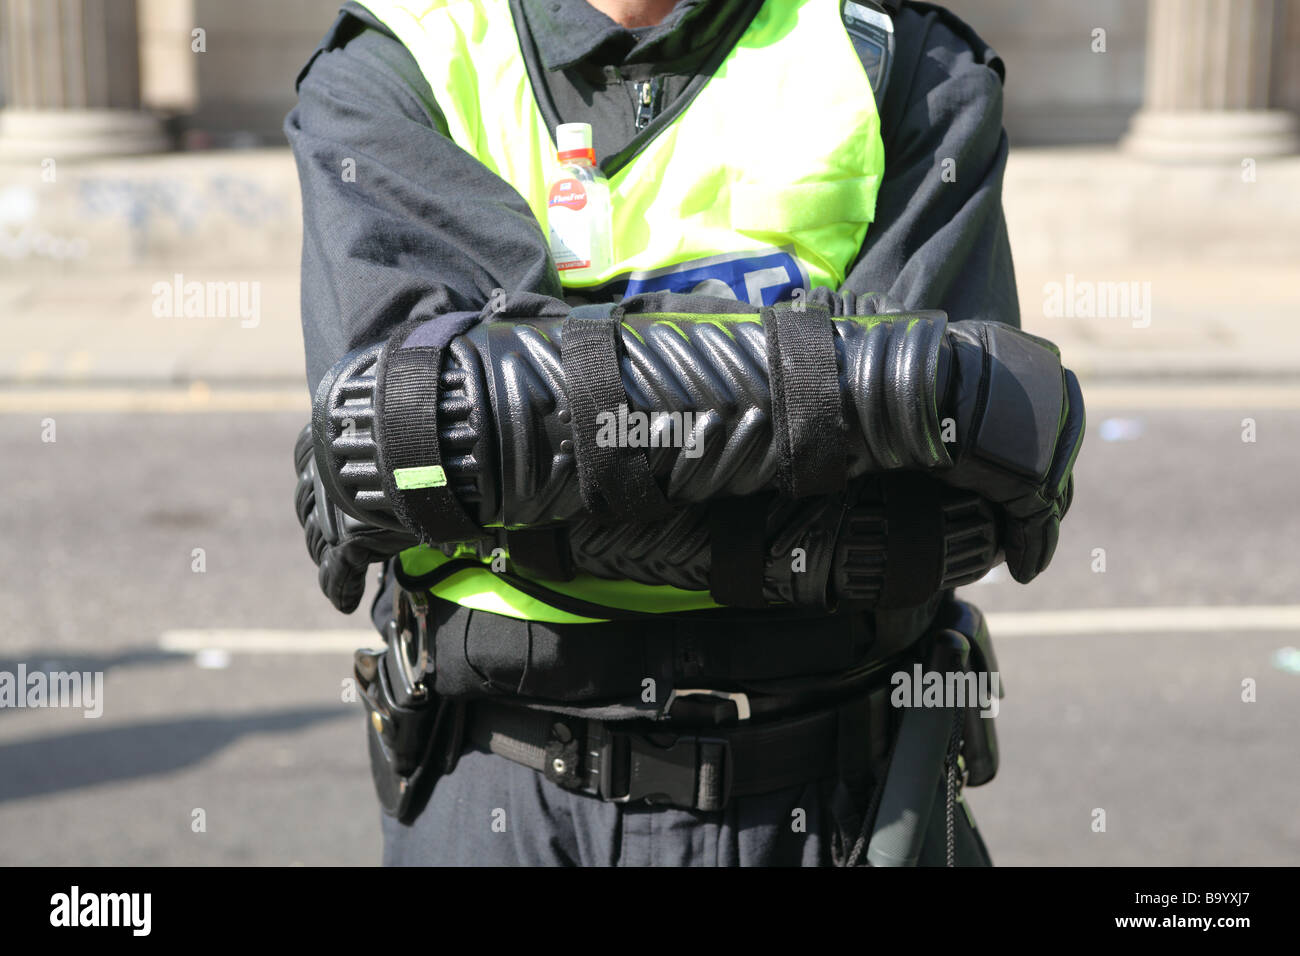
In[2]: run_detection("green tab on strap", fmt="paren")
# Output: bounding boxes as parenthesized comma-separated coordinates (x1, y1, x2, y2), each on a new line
(394, 465, 448, 490)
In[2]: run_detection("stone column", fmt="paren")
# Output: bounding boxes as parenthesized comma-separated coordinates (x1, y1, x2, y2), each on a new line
(1124, 0, 1299, 160)
(138, 0, 197, 114)
(0, 0, 168, 159)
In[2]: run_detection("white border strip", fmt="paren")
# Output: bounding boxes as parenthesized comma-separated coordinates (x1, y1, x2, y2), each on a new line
(986, 605, 1300, 637)
(159, 629, 375, 654)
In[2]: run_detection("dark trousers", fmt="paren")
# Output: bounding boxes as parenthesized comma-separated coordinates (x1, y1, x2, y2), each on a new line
(379, 736, 993, 866)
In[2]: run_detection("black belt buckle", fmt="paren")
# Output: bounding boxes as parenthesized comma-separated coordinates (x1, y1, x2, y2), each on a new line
(600, 731, 733, 811)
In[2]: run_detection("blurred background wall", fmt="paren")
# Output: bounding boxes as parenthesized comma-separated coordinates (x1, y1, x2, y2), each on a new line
(967, 0, 1147, 144)
(0, 0, 1297, 152)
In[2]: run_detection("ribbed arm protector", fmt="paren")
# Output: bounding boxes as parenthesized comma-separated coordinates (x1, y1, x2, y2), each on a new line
(313, 308, 953, 535)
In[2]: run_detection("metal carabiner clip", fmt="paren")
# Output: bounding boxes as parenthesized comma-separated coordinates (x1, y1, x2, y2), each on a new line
(387, 587, 432, 700)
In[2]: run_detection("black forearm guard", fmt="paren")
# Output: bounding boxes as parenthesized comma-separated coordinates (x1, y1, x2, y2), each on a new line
(305, 303, 1007, 610)
(477, 305, 953, 526)
(558, 477, 1000, 607)
(315, 304, 953, 534)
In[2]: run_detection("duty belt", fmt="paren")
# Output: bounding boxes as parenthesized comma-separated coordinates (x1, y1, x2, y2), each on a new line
(464, 690, 892, 813)
(365, 586, 997, 826)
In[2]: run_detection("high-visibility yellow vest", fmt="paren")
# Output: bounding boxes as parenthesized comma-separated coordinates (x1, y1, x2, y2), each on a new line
(360, 0, 887, 622)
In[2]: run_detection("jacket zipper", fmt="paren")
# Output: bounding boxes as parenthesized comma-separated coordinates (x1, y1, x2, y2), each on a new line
(634, 77, 662, 131)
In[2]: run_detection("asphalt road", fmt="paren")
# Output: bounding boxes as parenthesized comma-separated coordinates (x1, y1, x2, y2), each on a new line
(1, 385, 1297, 865)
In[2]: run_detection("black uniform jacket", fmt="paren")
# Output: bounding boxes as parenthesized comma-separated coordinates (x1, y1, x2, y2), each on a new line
(287, 0, 1019, 390)
(285, 0, 1019, 650)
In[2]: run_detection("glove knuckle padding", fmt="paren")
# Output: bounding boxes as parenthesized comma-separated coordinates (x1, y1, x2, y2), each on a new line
(942, 321, 1086, 583)
(294, 466, 314, 528)
(950, 322, 1064, 488)
(1048, 368, 1087, 502)
(296, 395, 423, 613)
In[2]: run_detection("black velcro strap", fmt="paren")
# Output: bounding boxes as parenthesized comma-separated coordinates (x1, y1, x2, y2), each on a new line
(506, 527, 575, 582)
(374, 312, 483, 543)
(877, 473, 946, 608)
(561, 305, 673, 523)
(763, 304, 847, 498)
(708, 495, 769, 608)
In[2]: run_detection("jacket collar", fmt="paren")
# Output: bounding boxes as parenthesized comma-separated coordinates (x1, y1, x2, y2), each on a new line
(520, 0, 749, 71)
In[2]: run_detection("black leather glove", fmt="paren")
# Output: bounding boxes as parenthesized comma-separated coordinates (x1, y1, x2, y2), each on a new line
(294, 425, 417, 613)
(937, 321, 1085, 584)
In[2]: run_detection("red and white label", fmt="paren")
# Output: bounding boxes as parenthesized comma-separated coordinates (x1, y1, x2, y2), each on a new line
(548, 178, 588, 211)
(549, 178, 591, 270)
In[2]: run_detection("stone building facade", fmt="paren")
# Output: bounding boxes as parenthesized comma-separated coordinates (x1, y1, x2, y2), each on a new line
(1, 0, 1297, 158)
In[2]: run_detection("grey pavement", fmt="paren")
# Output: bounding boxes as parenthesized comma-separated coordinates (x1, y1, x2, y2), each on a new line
(0, 399, 1297, 865)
